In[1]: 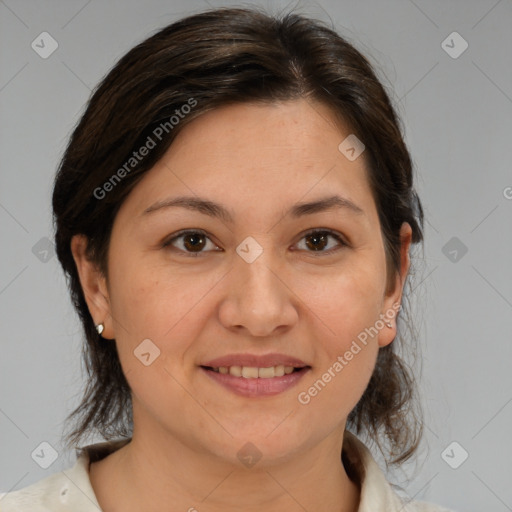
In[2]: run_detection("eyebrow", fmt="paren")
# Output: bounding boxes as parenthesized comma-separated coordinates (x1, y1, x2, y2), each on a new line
(142, 194, 364, 223)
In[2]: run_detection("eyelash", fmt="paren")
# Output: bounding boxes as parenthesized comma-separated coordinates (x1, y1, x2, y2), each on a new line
(162, 228, 348, 257)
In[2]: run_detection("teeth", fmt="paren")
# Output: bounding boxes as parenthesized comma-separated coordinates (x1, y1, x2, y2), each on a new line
(229, 366, 242, 377)
(258, 366, 275, 378)
(242, 366, 259, 378)
(213, 365, 300, 378)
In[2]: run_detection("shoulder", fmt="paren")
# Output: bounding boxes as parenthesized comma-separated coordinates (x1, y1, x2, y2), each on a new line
(401, 501, 455, 512)
(398, 499, 455, 512)
(0, 458, 93, 512)
(343, 431, 457, 512)
(0, 439, 129, 512)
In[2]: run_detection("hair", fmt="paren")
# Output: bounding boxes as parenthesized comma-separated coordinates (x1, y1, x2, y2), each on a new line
(53, 6, 424, 465)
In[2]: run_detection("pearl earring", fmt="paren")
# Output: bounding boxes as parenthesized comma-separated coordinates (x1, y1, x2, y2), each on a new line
(96, 323, 104, 335)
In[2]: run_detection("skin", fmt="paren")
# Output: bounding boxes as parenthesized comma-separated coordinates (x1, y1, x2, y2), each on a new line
(72, 98, 412, 512)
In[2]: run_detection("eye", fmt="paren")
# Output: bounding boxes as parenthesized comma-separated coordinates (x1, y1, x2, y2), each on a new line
(294, 229, 347, 255)
(162, 229, 220, 257)
(162, 228, 347, 257)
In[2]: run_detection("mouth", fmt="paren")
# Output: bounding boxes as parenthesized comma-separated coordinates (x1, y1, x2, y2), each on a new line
(201, 365, 306, 378)
(199, 354, 311, 397)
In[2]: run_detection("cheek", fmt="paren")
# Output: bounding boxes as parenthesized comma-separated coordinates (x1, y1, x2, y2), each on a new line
(296, 258, 386, 341)
(106, 267, 204, 412)
(292, 261, 385, 409)
(107, 258, 227, 384)
(108, 254, 213, 336)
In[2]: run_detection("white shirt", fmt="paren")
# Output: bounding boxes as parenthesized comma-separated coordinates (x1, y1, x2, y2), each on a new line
(0, 432, 454, 511)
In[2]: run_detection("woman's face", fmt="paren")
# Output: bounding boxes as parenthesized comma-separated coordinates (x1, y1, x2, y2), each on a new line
(75, 98, 411, 466)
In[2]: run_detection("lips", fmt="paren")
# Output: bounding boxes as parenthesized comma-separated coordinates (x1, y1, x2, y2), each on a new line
(200, 353, 311, 396)
(212, 365, 296, 378)
(201, 353, 308, 369)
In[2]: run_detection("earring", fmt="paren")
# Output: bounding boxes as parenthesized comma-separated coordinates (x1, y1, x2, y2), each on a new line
(96, 323, 104, 335)
(385, 321, 393, 328)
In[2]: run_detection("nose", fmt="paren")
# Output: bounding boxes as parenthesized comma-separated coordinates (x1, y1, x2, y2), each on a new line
(218, 250, 299, 338)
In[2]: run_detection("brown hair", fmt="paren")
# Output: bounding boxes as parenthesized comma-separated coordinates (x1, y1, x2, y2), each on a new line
(53, 6, 424, 465)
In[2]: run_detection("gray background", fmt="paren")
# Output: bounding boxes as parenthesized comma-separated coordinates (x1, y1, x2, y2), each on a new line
(1, 1, 511, 511)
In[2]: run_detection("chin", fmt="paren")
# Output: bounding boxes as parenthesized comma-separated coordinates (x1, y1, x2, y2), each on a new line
(213, 425, 313, 467)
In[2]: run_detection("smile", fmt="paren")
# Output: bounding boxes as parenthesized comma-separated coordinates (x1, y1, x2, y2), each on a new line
(208, 365, 299, 378)
(200, 363, 310, 397)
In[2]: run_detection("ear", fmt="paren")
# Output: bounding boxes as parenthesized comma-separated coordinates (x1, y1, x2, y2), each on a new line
(377, 222, 413, 348)
(70, 234, 115, 339)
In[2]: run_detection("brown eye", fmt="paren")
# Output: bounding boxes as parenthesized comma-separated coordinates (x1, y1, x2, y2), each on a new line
(163, 228, 347, 257)
(181, 232, 207, 252)
(163, 230, 219, 256)
(296, 230, 346, 254)
(305, 232, 329, 251)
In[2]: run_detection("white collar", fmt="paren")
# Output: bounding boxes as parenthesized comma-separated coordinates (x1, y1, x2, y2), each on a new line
(0, 432, 449, 511)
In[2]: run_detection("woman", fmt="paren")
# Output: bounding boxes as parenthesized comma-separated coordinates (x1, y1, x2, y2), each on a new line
(0, 7, 454, 511)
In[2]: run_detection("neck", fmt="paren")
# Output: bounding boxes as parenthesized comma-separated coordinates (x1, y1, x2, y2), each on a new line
(90, 423, 360, 512)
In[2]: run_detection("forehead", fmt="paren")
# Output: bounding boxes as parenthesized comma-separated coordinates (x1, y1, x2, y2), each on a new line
(118, 99, 378, 226)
